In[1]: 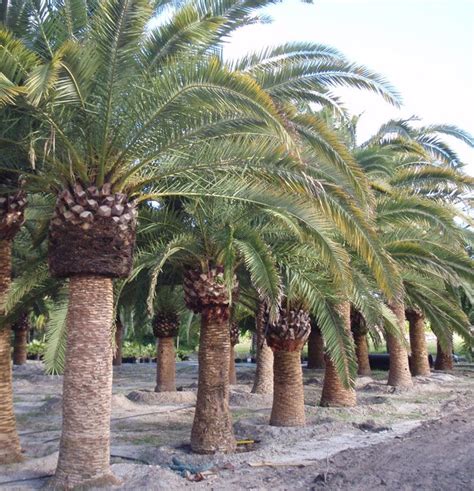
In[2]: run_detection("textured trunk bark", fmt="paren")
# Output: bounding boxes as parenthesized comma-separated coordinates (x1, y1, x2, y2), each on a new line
(155, 336, 176, 392)
(434, 337, 453, 371)
(0, 239, 22, 464)
(51, 276, 118, 488)
(251, 303, 273, 394)
(407, 311, 430, 376)
(112, 318, 123, 367)
(13, 326, 28, 366)
(387, 300, 413, 387)
(191, 307, 235, 453)
(354, 332, 371, 376)
(307, 326, 325, 369)
(320, 302, 356, 407)
(270, 350, 305, 426)
(250, 332, 257, 356)
(229, 346, 237, 385)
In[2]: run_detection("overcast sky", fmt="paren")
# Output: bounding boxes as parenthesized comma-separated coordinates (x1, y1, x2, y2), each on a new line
(225, 0, 474, 174)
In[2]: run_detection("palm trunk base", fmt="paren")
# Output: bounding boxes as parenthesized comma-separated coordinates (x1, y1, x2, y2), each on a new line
(52, 276, 116, 487)
(434, 340, 453, 371)
(48, 471, 120, 490)
(155, 337, 176, 392)
(112, 320, 123, 367)
(320, 354, 356, 407)
(270, 350, 305, 426)
(0, 240, 23, 464)
(229, 346, 237, 385)
(387, 302, 413, 388)
(320, 302, 356, 407)
(407, 312, 430, 376)
(251, 303, 273, 394)
(0, 337, 23, 463)
(307, 328, 325, 369)
(191, 307, 236, 454)
(387, 333, 413, 387)
(13, 328, 28, 366)
(354, 333, 371, 376)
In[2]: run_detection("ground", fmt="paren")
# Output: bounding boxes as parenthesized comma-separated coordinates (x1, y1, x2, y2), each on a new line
(1, 361, 473, 490)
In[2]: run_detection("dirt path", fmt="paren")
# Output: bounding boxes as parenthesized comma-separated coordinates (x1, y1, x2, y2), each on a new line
(221, 407, 474, 491)
(0, 363, 473, 489)
(313, 407, 474, 490)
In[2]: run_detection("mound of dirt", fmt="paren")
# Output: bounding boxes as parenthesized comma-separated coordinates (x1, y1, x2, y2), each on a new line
(229, 387, 273, 407)
(112, 393, 143, 411)
(126, 390, 196, 405)
(111, 463, 185, 490)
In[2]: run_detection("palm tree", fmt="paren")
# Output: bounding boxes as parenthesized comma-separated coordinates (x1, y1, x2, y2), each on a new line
(0, 183, 27, 463)
(355, 121, 474, 384)
(0, 235, 23, 464)
(137, 200, 286, 453)
(0, 16, 39, 464)
(6, 0, 335, 479)
(266, 300, 310, 425)
(184, 264, 239, 452)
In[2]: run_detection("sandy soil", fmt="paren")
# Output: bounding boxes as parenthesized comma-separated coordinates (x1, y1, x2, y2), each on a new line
(0, 361, 473, 490)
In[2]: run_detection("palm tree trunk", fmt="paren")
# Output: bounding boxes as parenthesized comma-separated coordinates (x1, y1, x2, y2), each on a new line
(307, 326, 325, 369)
(229, 346, 237, 385)
(191, 307, 235, 453)
(434, 337, 453, 370)
(51, 276, 119, 488)
(155, 337, 176, 392)
(320, 302, 356, 407)
(353, 332, 371, 376)
(0, 239, 22, 464)
(407, 310, 430, 376)
(112, 318, 123, 367)
(387, 300, 413, 387)
(251, 303, 273, 394)
(270, 350, 305, 426)
(13, 324, 28, 366)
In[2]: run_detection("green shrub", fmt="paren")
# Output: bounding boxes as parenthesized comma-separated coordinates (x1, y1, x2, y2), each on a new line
(27, 340, 46, 357)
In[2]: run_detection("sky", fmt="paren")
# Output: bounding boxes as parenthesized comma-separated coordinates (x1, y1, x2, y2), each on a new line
(224, 0, 474, 174)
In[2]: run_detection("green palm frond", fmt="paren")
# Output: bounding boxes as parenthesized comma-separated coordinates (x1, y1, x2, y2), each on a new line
(43, 286, 69, 375)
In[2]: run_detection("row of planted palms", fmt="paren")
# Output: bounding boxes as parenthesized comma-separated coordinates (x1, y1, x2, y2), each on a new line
(0, 0, 473, 488)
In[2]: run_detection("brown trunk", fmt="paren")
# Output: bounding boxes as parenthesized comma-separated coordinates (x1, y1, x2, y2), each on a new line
(13, 325, 28, 366)
(407, 310, 430, 376)
(191, 307, 235, 453)
(229, 346, 237, 385)
(353, 333, 371, 376)
(434, 337, 453, 371)
(387, 300, 413, 387)
(50, 276, 119, 488)
(320, 302, 356, 407)
(155, 337, 176, 392)
(251, 303, 273, 394)
(350, 309, 371, 376)
(112, 318, 123, 367)
(270, 350, 305, 426)
(307, 325, 325, 369)
(0, 239, 22, 464)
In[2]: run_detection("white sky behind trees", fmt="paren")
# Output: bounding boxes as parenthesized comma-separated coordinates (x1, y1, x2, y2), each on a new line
(224, 0, 474, 174)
